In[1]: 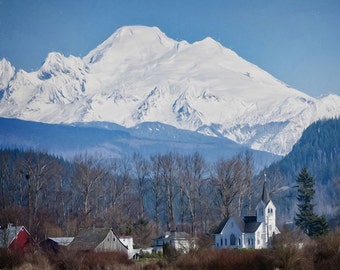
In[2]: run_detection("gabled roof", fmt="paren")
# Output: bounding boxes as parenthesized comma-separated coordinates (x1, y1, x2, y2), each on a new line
(214, 216, 245, 234)
(167, 231, 191, 240)
(154, 231, 193, 241)
(214, 216, 261, 234)
(68, 228, 111, 251)
(0, 225, 34, 250)
(214, 217, 229, 234)
(49, 237, 74, 246)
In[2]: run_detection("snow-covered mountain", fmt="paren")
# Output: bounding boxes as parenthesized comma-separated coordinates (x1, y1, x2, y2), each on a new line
(0, 25, 339, 156)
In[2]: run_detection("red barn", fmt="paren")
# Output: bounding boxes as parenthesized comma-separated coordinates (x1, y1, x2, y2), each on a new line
(0, 225, 36, 252)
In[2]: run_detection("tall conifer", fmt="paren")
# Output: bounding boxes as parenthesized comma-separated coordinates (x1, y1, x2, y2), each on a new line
(294, 167, 328, 237)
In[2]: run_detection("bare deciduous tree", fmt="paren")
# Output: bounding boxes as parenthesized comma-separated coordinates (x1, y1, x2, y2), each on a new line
(132, 152, 150, 219)
(150, 154, 164, 234)
(71, 154, 105, 217)
(17, 150, 62, 231)
(159, 152, 178, 230)
(212, 152, 254, 218)
(178, 152, 206, 235)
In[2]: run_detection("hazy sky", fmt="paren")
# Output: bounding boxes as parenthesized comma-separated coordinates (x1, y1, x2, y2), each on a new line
(0, 0, 339, 97)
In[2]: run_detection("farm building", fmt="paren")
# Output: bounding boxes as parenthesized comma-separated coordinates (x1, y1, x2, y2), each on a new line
(0, 224, 36, 252)
(68, 228, 128, 253)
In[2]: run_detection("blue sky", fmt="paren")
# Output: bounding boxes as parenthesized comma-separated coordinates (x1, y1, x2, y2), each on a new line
(0, 0, 339, 98)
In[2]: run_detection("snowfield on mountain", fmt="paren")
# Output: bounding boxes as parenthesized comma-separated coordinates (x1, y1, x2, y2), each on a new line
(0, 25, 339, 156)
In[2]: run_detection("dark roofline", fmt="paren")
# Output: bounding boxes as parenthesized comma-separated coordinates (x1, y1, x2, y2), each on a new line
(261, 178, 270, 204)
(214, 217, 229, 234)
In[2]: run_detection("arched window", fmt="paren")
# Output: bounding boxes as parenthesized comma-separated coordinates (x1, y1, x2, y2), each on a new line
(230, 234, 236, 246)
(220, 238, 223, 247)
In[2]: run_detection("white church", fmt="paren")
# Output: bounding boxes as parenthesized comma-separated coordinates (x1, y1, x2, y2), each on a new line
(214, 180, 280, 249)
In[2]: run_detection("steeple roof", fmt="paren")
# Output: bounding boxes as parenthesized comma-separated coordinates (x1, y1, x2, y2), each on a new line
(261, 176, 270, 204)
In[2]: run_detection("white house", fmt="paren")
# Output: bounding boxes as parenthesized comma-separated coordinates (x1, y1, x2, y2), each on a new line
(152, 231, 196, 253)
(214, 180, 280, 249)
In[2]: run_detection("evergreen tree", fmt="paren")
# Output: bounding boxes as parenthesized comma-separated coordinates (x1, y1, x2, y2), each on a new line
(294, 167, 328, 237)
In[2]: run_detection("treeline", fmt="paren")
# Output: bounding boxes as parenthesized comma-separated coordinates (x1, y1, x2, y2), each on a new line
(0, 148, 257, 245)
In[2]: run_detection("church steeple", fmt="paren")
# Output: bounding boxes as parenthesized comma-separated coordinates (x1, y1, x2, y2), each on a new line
(261, 174, 270, 204)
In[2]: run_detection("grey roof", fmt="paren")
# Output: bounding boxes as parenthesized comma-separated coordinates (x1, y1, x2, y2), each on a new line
(68, 228, 111, 251)
(154, 231, 192, 241)
(214, 216, 261, 234)
(48, 237, 74, 246)
(244, 220, 262, 233)
(214, 217, 229, 234)
(168, 231, 191, 240)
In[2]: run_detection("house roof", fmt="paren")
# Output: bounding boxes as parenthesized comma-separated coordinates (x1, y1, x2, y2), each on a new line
(155, 231, 192, 240)
(48, 237, 74, 246)
(214, 217, 229, 234)
(167, 231, 191, 240)
(68, 228, 111, 251)
(244, 221, 262, 233)
(214, 216, 261, 234)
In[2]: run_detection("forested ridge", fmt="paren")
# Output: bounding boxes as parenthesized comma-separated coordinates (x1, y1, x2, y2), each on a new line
(265, 117, 340, 224)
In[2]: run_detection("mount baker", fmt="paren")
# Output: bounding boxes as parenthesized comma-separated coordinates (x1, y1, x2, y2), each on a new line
(0, 25, 339, 156)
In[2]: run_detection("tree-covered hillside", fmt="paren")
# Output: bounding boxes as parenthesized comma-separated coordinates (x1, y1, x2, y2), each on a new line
(265, 118, 340, 224)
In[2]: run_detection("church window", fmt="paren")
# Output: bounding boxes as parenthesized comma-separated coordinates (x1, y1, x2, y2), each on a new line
(230, 234, 236, 246)
(220, 238, 223, 247)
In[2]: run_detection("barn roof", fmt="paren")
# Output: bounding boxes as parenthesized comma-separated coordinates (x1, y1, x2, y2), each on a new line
(68, 228, 111, 251)
(0, 225, 35, 251)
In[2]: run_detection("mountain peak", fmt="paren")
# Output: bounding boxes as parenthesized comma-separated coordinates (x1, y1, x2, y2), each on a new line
(0, 58, 15, 89)
(0, 25, 339, 156)
(84, 25, 176, 65)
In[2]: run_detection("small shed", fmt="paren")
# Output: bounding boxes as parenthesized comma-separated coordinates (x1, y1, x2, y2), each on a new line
(68, 228, 128, 253)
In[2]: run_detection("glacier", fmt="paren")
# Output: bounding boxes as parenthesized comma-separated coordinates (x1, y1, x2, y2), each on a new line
(0, 25, 339, 156)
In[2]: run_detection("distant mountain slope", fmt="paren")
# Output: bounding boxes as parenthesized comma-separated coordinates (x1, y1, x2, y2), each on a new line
(0, 25, 339, 155)
(0, 117, 277, 167)
(265, 118, 340, 222)
(269, 117, 340, 185)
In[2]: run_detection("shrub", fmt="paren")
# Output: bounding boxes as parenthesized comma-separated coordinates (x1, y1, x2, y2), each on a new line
(175, 248, 272, 270)
(0, 248, 23, 269)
